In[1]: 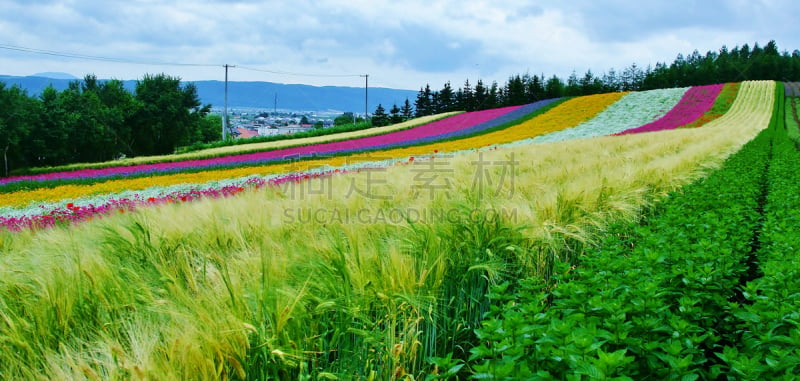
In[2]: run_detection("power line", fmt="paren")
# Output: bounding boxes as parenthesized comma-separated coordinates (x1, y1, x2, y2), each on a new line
(235, 65, 362, 78)
(3, 43, 373, 128)
(0, 43, 220, 67)
(1, 43, 365, 79)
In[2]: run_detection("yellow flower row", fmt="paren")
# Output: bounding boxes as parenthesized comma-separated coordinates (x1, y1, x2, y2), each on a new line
(1, 93, 626, 208)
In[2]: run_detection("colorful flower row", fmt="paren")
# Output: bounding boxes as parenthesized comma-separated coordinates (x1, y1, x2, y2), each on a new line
(417, 91, 629, 153)
(689, 81, 774, 135)
(680, 82, 740, 128)
(363, 98, 563, 150)
(0, 158, 418, 231)
(0, 92, 626, 211)
(0, 172, 309, 231)
(3, 83, 766, 231)
(0, 104, 533, 185)
(616, 84, 724, 135)
(75, 112, 462, 169)
(528, 87, 688, 143)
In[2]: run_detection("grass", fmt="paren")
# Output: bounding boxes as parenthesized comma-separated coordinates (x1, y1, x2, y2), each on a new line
(0, 82, 775, 379)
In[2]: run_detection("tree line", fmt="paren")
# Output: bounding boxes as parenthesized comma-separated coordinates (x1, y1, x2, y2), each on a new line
(399, 40, 800, 118)
(0, 74, 220, 175)
(3, 40, 799, 173)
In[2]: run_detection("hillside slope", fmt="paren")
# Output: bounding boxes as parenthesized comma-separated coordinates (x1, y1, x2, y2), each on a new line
(0, 81, 781, 380)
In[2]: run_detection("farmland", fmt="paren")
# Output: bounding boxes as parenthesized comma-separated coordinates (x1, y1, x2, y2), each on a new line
(0, 80, 796, 379)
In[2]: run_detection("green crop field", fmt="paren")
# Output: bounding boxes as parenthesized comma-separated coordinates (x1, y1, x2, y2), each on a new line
(1, 80, 797, 379)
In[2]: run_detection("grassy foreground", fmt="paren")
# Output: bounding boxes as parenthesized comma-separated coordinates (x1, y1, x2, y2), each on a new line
(0, 82, 775, 379)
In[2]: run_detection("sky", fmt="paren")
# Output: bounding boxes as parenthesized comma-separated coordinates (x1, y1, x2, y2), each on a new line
(1, 0, 799, 91)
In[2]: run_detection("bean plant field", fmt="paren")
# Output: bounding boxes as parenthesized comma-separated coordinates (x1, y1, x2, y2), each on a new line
(0, 80, 797, 380)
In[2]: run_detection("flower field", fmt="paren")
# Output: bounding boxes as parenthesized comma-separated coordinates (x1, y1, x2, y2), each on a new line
(529, 87, 687, 142)
(680, 82, 740, 128)
(0, 103, 541, 185)
(616, 84, 723, 134)
(17, 112, 463, 174)
(0, 80, 794, 379)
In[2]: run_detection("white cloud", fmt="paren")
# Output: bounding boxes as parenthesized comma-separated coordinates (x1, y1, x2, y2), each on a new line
(1, 0, 799, 90)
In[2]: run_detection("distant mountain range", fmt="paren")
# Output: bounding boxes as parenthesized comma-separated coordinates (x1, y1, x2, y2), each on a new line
(0, 73, 419, 113)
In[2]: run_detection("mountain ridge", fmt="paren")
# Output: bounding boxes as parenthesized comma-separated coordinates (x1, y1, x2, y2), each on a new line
(0, 74, 418, 113)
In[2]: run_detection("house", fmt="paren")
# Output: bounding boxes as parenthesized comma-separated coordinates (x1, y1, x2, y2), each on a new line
(236, 128, 260, 139)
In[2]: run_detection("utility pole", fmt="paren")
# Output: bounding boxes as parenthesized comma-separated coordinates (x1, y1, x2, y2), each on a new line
(222, 64, 235, 140)
(360, 74, 369, 120)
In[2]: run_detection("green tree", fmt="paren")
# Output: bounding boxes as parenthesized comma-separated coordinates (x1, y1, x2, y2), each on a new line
(486, 81, 500, 109)
(579, 70, 602, 95)
(414, 84, 433, 117)
(371, 103, 390, 127)
(196, 114, 223, 143)
(401, 98, 414, 120)
(505, 74, 527, 105)
(438, 81, 455, 112)
(334, 112, 357, 126)
(0, 83, 38, 176)
(458, 79, 474, 111)
(54, 75, 142, 163)
(544, 75, 564, 99)
(565, 70, 581, 96)
(525, 74, 545, 102)
(25, 86, 70, 166)
(473, 80, 488, 110)
(132, 73, 209, 155)
(602, 68, 620, 92)
(621, 63, 644, 91)
(96, 78, 140, 158)
(389, 103, 402, 124)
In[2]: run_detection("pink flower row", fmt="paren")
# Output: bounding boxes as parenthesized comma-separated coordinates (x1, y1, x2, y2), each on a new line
(616, 84, 724, 135)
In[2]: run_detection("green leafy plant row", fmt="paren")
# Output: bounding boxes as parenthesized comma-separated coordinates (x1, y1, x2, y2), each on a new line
(717, 116, 800, 378)
(467, 85, 784, 379)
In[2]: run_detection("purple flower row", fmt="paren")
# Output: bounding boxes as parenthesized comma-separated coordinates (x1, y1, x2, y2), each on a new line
(1, 105, 532, 185)
(615, 84, 724, 135)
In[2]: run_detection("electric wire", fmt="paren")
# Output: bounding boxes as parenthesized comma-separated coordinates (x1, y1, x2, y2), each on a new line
(236, 65, 362, 78)
(0, 44, 365, 78)
(0, 44, 220, 67)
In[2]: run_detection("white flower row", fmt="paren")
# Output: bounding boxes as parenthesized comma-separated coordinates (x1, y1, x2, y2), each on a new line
(529, 87, 689, 143)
